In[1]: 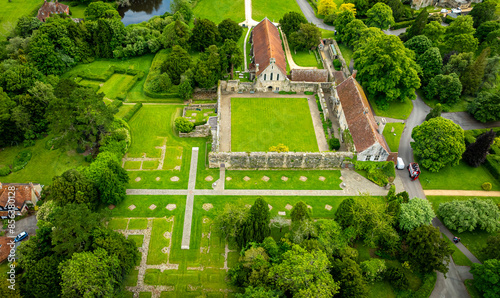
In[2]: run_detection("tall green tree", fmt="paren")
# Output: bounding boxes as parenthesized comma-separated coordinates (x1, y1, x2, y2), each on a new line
(475, 21, 500, 43)
(469, 0, 497, 28)
(461, 47, 490, 95)
(417, 47, 442, 83)
(44, 169, 99, 208)
(190, 18, 220, 51)
(59, 248, 121, 298)
(161, 45, 192, 85)
(21, 255, 62, 298)
(443, 15, 478, 54)
(406, 225, 453, 275)
(238, 198, 271, 247)
(162, 20, 191, 50)
(425, 73, 462, 104)
(471, 259, 500, 297)
(289, 23, 321, 50)
(438, 199, 500, 233)
(482, 233, 500, 260)
(406, 8, 428, 40)
(218, 19, 244, 42)
(353, 34, 420, 107)
(221, 39, 243, 78)
(171, 0, 193, 23)
(468, 91, 500, 122)
(411, 117, 465, 172)
(399, 198, 435, 231)
(291, 201, 311, 223)
(463, 129, 496, 167)
(366, 3, 394, 30)
(279, 12, 308, 36)
(335, 10, 356, 40)
(331, 257, 368, 297)
(84, 1, 120, 21)
(343, 19, 367, 47)
(268, 245, 340, 297)
(215, 203, 249, 239)
(423, 21, 446, 44)
(404, 35, 432, 58)
(443, 52, 474, 77)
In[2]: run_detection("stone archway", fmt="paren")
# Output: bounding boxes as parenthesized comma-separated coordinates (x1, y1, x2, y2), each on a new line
(267, 86, 273, 92)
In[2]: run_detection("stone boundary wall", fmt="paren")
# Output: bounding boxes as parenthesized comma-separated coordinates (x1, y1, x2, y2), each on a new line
(208, 151, 353, 168)
(179, 125, 211, 138)
(317, 90, 329, 121)
(331, 39, 351, 79)
(182, 104, 217, 117)
(213, 83, 222, 152)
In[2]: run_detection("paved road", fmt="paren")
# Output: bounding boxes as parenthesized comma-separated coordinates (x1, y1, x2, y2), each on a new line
(383, 27, 407, 36)
(295, 0, 336, 30)
(9, 215, 38, 237)
(442, 112, 500, 130)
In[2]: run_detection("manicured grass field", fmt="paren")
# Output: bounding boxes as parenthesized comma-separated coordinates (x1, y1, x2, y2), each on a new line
(418, 90, 471, 113)
(427, 196, 500, 263)
(383, 123, 405, 152)
(0, 0, 42, 41)
(420, 161, 500, 191)
(99, 74, 136, 99)
(337, 43, 353, 68)
(61, 1, 87, 18)
(225, 170, 342, 190)
(193, 0, 245, 23)
(129, 218, 148, 230)
(0, 135, 89, 185)
(252, 0, 303, 22)
(442, 233, 473, 267)
(184, 109, 216, 123)
(291, 50, 323, 68)
(320, 28, 336, 39)
(369, 97, 414, 120)
(125, 105, 216, 189)
(231, 97, 319, 152)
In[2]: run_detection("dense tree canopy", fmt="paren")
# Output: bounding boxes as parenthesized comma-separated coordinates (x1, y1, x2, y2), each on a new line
(161, 45, 192, 85)
(399, 198, 435, 231)
(44, 169, 99, 208)
(217, 19, 244, 42)
(469, 0, 497, 28)
(404, 35, 432, 58)
(190, 18, 220, 51)
(289, 23, 322, 50)
(463, 129, 496, 167)
(343, 19, 367, 47)
(238, 198, 271, 246)
(162, 20, 191, 50)
(468, 91, 500, 122)
(411, 117, 465, 172)
(335, 10, 356, 39)
(353, 34, 420, 108)
(471, 259, 500, 298)
(425, 73, 462, 104)
(406, 9, 428, 40)
(366, 3, 394, 30)
(279, 12, 308, 37)
(417, 47, 442, 83)
(438, 199, 500, 233)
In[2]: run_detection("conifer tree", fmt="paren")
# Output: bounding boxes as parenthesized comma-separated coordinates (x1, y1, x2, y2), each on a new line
(462, 47, 490, 95)
(291, 201, 311, 223)
(406, 9, 428, 40)
(462, 129, 496, 167)
(237, 198, 270, 246)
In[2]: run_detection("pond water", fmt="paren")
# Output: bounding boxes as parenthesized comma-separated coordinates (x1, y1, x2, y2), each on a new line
(118, 0, 172, 26)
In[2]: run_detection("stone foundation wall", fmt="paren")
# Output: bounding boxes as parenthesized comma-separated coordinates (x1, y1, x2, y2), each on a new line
(317, 91, 329, 121)
(179, 125, 211, 138)
(208, 151, 353, 168)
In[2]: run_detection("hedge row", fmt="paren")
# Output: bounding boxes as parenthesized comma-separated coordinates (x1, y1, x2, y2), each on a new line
(116, 72, 145, 100)
(390, 20, 415, 30)
(485, 155, 500, 182)
(122, 103, 143, 122)
(109, 100, 123, 114)
(143, 50, 180, 98)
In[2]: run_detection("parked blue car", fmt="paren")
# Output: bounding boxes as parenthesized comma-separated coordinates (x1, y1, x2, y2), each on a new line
(14, 231, 28, 242)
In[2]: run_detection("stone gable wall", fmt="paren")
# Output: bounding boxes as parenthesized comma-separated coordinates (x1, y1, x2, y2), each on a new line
(179, 125, 211, 138)
(208, 151, 353, 168)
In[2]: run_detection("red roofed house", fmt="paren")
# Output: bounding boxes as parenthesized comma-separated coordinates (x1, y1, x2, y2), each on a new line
(37, 0, 70, 22)
(334, 75, 390, 161)
(0, 182, 41, 219)
(249, 18, 288, 92)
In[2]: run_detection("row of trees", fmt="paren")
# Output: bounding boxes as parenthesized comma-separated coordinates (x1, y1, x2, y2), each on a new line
(279, 12, 322, 51)
(217, 192, 453, 297)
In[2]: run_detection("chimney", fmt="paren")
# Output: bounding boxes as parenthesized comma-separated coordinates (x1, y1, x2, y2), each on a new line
(378, 118, 386, 134)
(352, 70, 357, 79)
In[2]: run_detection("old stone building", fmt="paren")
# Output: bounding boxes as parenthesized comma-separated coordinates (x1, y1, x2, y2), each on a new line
(249, 18, 288, 92)
(411, 0, 480, 10)
(37, 0, 70, 22)
(333, 75, 390, 161)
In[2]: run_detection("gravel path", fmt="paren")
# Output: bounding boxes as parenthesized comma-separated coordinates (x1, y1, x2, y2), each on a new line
(424, 190, 500, 197)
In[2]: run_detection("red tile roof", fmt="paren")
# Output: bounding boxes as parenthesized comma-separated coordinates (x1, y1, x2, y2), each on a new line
(37, 1, 70, 22)
(333, 71, 346, 85)
(0, 184, 39, 210)
(291, 69, 329, 82)
(252, 19, 287, 76)
(336, 76, 389, 153)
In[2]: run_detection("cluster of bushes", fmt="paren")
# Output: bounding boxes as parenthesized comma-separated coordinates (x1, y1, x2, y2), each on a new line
(122, 103, 143, 122)
(174, 117, 194, 133)
(438, 199, 500, 233)
(143, 50, 179, 98)
(332, 59, 342, 70)
(0, 149, 33, 176)
(278, 91, 297, 95)
(355, 160, 396, 186)
(329, 137, 340, 150)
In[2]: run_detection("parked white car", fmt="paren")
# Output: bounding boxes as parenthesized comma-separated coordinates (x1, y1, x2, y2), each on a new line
(396, 157, 405, 170)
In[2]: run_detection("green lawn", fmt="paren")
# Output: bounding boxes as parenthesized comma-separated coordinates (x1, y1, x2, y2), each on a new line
(427, 196, 500, 263)
(99, 74, 136, 99)
(125, 105, 215, 190)
(184, 109, 216, 123)
(0, 0, 42, 41)
(369, 97, 413, 120)
(291, 50, 323, 68)
(193, 0, 245, 23)
(231, 97, 319, 152)
(147, 218, 173, 265)
(337, 43, 353, 69)
(0, 135, 89, 185)
(128, 235, 145, 248)
(420, 161, 500, 191)
(62, 1, 87, 19)
(418, 90, 470, 113)
(129, 218, 148, 230)
(225, 170, 342, 190)
(252, 0, 303, 22)
(383, 123, 405, 152)
(442, 233, 474, 267)
(320, 28, 336, 39)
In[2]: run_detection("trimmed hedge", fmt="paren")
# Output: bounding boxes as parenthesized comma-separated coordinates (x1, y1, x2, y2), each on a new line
(0, 166, 11, 176)
(122, 103, 143, 122)
(390, 20, 415, 30)
(485, 155, 500, 181)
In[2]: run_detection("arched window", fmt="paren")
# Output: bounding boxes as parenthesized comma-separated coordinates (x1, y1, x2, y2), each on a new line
(270, 73, 273, 80)
(277, 74, 280, 80)
(264, 74, 266, 80)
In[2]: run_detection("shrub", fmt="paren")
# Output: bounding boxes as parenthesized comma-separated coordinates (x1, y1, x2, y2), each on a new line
(84, 155, 93, 163)
(269, 144, 289, 153)
(76, 147, 85, 154)
(122, 103, 143, 122)
(329, 138, 340, 150)
(0, 166, 11, 176)
(361, 259, 387, 282)
(438, 199, 500, 233)
(332, 59, 342, 70)
(485, 155, 500, 182)
(354, 161, 395, 186)
(304, 91, 314, 95)
(482, 182, 492, 191)
(12, 150, 32, 172)
(385, 267, 409, 290)
(109, 100, 123, 115)
(390, 20, 415, 30)
(175, 117, 194, 133)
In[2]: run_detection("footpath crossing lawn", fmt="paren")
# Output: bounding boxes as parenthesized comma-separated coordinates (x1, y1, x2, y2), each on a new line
(231, 97, 319, 152)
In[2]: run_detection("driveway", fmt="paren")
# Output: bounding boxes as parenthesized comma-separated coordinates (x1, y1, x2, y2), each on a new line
(295, 0, 336, 30)
(7, 215, 38, 238)
(442, 112, 500, 130)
